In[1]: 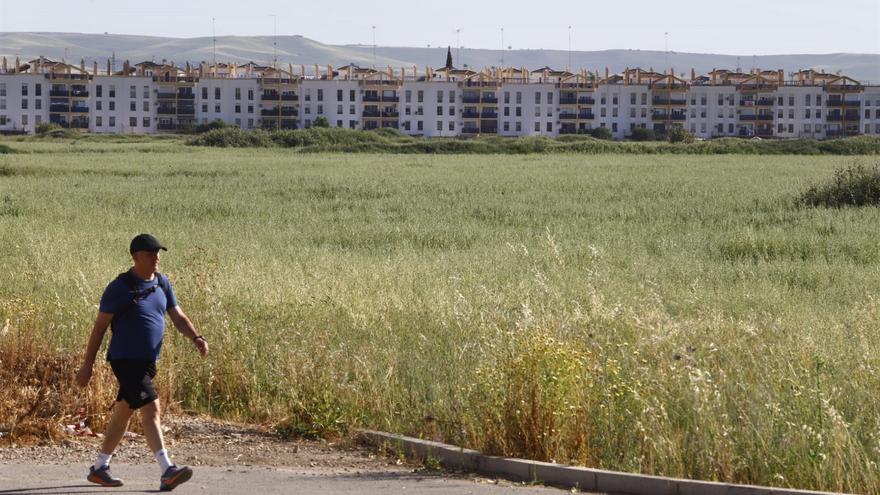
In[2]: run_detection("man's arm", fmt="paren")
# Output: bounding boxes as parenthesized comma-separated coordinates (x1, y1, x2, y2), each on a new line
(168, 305, 208, 357)
(75, 311, 114, 387)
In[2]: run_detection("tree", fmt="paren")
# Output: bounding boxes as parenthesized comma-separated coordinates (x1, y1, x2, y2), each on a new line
(445, 46, 453, 69)
(590, 127, 613, 140)
(312, 116, 330, 128)
(667, 126, 695, 144)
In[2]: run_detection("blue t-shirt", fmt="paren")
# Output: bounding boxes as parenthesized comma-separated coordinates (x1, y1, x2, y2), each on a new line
(99, 270, 178, 361)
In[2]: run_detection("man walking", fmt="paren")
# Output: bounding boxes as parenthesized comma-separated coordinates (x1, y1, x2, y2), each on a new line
(76, 234, 209, 491)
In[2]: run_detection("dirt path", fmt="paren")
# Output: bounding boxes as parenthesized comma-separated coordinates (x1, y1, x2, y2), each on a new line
(0, 416, 573, 494)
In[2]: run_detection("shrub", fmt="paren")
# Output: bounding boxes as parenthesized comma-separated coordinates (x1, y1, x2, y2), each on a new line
(590, 127, 613, 140)
(311, 116, 330, 128)
(0, 144, 13, 154)
(36, 123, 62, 135)
(194, 119, 229, 133)
(186, 127, 273, 147)
(667, 127, 695, 144)
(629, 128, 656, 141)
(799, 163, 880, 207)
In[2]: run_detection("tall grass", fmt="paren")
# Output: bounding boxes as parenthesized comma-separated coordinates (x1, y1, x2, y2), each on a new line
(1, 140, 879, 492)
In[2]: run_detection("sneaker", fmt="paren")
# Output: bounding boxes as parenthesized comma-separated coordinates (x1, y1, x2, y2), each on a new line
(159, 465, 193, 491)
(87, 465, 124, 487)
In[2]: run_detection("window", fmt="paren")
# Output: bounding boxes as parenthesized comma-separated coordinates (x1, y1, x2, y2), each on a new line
(701, 96, 707, 106)
(503, 121, 510, 132)
(305, 106, 310, 115)
(600, 108, 606, 117)
(816, 95, 822, 105)
(34, 84, 41, 96)
(130, 101, 136, 111)
(130, 85, 136, 98)
(109, 101, 115, 111)
(202, 104, 208, 112)
(546, 122, 552, 132)
(337, 89, 343, 102)
(534, 107, 541, 117)
(35, 100, 41, 110)
(448, 121, 454, 131)
(437, 106, 443, 116)
(504, 107, 510, 117)
(215, 88, 221, 100)
(788, 109, 794, 119)
(535, 93, 541, 104)
(417, 91, 424, 103)
(611, 123, 617, 132)
(130, 117, 137, 128)
(21, 115, 27, 126)
(630, 94, 637, 105)
(215, 104, 221, 113)
(317, 89, 323, 102)
(515, 122, 521, 132)
(235, 104, 241, 113)
(248, 118, 254, 128)
(96, 85, 102, 98)
(547, 92, 553, 104)
(641, 93, 647, 105)
(350, 104, 356, 115)
(349, 121, 356, 129)
(718, 95, 724, 106)
(417, 120, 423, 131)
(612, 96, 618, 105)
(612, 108, 618, 117)
(805, 94, 811, 106)
(337, 104, 343, 114)
(789, 96, 794, 106)
(778, 96, 783, 106)
(630, 108, 636, 118)
(235, 88, 241, 100)
(317, 104, 323, 115)
(143, 117, 150, 128)
(504, 92, 510, 104)
(515, 107, 521, 117)
(1, 99, 7, 110)
(143, 101, 149, 112)
(336, 120, 342, 127)
(248, 89, 254, 100)
(96, 116, 102, 127)
(534, 122, 540, 131)
(0, 83, 5, 96)
(641, 108, 647, 118)
(437, 91, 443, 103)
(405, 90, 412, 103)
(436, 121, 442, 131)
(109, 116, 116, 127)
(143, 86, 149, 99)
(248, 105, 253, 114)
(350, 90, 356, 102)
(516, 92, 522, 104)
(202, 87, 208, 99)
(788, 124, 794, 133)
(109, 85, 116, 98)
(600, 96, 606, 105)
(21, 83, 27, 96)
(449, 90, 455, 102)
(805, 109, 810, 119)
(449, 106, 454, 116)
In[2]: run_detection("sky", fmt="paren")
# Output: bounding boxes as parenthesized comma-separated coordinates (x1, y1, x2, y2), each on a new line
(1, 0, 878, 55)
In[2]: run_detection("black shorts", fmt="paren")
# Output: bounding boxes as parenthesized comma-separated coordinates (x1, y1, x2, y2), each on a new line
(110, 360, 158, 409)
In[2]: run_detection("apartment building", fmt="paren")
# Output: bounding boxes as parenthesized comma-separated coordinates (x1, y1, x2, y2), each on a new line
(1, 56, 878, 139)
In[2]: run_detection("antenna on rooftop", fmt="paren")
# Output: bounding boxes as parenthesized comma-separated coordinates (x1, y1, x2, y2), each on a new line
(212, 17, 217, 69)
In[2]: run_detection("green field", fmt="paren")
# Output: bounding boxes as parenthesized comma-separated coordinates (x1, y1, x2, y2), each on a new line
(1, 139, 879, 493)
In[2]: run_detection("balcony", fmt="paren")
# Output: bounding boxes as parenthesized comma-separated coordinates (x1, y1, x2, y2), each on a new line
(462, 111, 480, 119)
(652, 98, 687, 106)
(826, 99, 860, 107)
(578, 97, 596, 105)
(480, 111, 498, 119)
(481, 96, 498, 104)
(739, 114, 757, 121)
(559, 112, 578, 120)
(49, 90, 70, 97)
(756, 98, 775, 106)
(462, 127, 480, 134)
(362, 109, 381, 117)
(382, 110, 399, 118)
(558, 127, 578, 135)
(578, 112, 595, 119)
(652, 113, 686, 121)
(70, 106, 89, 113)
(158, 107, 177, 115)
(157, 93, 177, 99)
(49, 104, 70, 113)
(756, 113, 774, 121)
(480, 124, 498, 134)
(382, 95, 400, 102)
(177, 93, 195, 100)
(381, 121, 400, 129)
(739, 100, 756, 107)
(261, 93, 281, 101)
(69, 119, 89, 129)
(280, 94, 299, 101)
(157, 123, 178, 130)
(280, 120, 298, 129)
(177, 106, 195, 115)
(826, 112, 861, 122)
(462, 95, 480, 104)
(559, 97, 578, 105)
(70, 89, 89, 97)
(362, 94, 381, 102)
(261, 109, 280, 116)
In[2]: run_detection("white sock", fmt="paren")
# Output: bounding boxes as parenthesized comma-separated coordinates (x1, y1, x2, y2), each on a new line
(94, 452, 112, 470)
(155, 448, 173, 473)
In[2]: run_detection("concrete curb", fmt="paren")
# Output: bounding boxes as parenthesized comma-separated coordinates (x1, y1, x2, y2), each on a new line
(356, 430, 848, 495)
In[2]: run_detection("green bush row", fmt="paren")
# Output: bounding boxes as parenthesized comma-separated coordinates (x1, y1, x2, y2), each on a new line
(186, 126, 880, 155)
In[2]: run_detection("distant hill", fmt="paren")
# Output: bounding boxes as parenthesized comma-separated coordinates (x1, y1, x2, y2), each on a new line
(2, 32, 878, 82)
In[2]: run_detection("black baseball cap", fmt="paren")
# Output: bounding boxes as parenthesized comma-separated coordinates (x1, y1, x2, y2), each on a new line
(130, 234, 168, 254)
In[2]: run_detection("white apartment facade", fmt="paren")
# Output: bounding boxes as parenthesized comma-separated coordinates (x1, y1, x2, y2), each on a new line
(2, 57, 879, 139)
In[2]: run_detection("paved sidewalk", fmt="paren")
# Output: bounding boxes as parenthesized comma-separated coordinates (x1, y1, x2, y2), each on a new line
(0, 463, 574, 494)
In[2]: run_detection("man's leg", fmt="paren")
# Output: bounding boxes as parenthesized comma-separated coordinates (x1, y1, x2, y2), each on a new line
(142, 398, 193, 490)
(87, 400, 133, 486)
(100, 400, 134, 459)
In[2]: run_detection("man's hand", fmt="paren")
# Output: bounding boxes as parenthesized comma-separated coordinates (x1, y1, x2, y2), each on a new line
(194, 337, 209, 357)
(75, 363, 93, 388)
